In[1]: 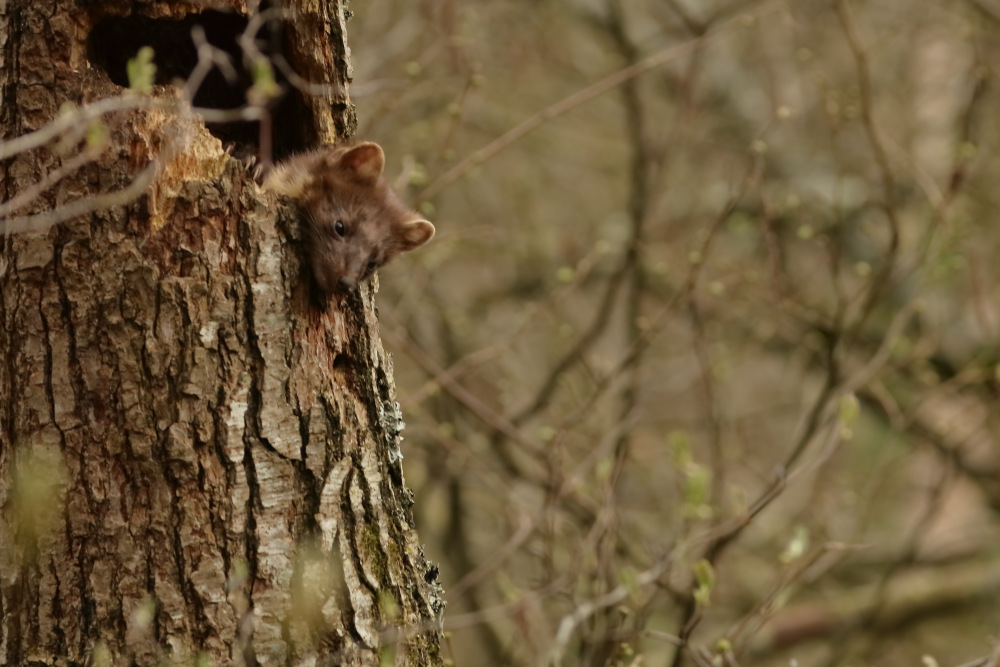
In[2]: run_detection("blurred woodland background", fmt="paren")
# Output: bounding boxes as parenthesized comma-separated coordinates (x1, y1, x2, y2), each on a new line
(346, 0, 1000, 665)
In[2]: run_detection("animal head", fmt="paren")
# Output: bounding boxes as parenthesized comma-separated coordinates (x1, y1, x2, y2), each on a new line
(288, 142, 435, 293)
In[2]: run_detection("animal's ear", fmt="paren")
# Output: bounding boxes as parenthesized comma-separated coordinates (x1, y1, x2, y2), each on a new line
(397, 219, 435, 252)
(340, 142, 385, 182)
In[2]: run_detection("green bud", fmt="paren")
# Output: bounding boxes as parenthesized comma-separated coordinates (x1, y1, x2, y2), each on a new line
(127, 46, 156, 94)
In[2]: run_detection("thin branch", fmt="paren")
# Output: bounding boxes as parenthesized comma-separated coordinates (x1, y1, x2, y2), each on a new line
(556, 170, 749, 434)
(545, 558, 673, 666)
(382, 327, 543, 457)
(834, 0, 901, 332)
(240, 7, 348, 100)
(450, 514, 535, 598)
(0, 147, 99, 219)
(1, 162, 158, 235)
(0, 95, 160, 161)
(417, 1, 782, 201)
(510, 259, 629, 425)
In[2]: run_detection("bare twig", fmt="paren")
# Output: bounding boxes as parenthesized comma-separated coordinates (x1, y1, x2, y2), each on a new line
(545, 558, 673, 666)
(1, 162, 158, 235)
(0, 95, 160, 161)
(417, 1, 781, 201)
(834, 0, 901, 331)
(0, 148, 100, 219)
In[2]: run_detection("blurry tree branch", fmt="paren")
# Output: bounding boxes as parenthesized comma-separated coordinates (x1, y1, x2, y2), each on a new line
(967, 0, 1000, 23)
(0, 96, 158, 162)
(417, 0, 781, 202)
(348, 0, 1000, 664)
(546, 557, 674, 666)
(833, 0, 901, 335)
(753, 556, 1000, 657)
(1, 161, 159, 235)
(384, 327, 544, 457)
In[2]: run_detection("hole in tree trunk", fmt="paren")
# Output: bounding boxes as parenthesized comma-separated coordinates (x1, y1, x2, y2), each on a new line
(87, 8, 315, 161)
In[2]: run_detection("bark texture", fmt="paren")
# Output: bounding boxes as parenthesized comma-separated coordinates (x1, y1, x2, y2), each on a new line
(0, 1, 445, 665)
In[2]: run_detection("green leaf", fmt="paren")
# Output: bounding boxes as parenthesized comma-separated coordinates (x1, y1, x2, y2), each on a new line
(693, 558, 715, 607)
(670, 430, 691, 467)
(85, 119, 109, 154)
(683, 464, 712, 515)
(247, 59, 280, 105)
(126, 46, 156, 94)
(779, 525, 809, 564)
(839, 392, 860, 440)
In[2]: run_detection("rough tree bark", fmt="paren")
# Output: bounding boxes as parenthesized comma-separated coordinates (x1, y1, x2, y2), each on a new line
(0, 1, 445, 665)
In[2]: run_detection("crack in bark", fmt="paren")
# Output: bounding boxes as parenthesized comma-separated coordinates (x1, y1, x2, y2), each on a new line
(337, 465, 376, 650)
(241, 432, 262, 646)
(162, 431, 214, 651)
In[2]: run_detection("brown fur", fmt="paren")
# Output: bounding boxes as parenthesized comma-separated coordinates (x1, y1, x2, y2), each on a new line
(264, 142, 435, 293)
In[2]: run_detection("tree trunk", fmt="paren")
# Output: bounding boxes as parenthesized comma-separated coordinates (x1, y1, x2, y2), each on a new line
(0, 1, 445, 665)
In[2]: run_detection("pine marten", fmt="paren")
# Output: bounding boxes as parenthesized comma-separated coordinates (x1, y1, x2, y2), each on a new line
(264, 142, 435, 294)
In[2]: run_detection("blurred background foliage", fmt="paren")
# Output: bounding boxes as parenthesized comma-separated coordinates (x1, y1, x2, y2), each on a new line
(348, 0, 1000, 665)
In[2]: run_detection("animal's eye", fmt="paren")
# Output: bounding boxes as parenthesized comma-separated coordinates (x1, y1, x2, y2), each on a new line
(334, 220, 346, 236)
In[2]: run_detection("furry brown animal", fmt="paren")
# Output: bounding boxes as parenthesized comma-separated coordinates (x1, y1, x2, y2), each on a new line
(264, 142, 435, 293)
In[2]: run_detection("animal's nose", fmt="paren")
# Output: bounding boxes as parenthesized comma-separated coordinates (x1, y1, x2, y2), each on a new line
(337, 277, 357, 291)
